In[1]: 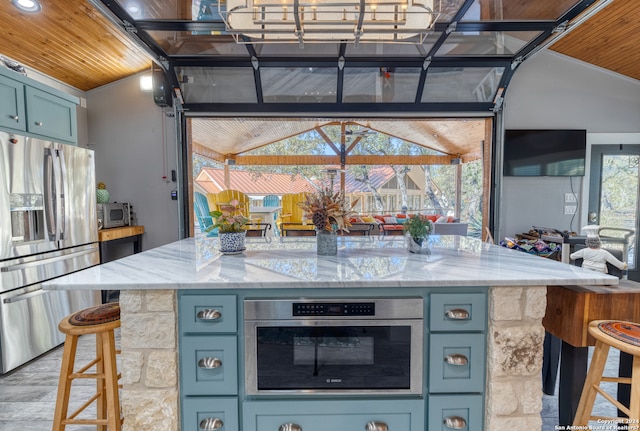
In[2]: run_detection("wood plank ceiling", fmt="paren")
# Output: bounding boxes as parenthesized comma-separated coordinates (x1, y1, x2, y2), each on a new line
(0, 0, 637, 92)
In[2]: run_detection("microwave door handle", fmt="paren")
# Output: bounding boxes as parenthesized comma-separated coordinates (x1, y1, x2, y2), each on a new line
(43, 149, 57, 240)
(57, 149, 67, 240)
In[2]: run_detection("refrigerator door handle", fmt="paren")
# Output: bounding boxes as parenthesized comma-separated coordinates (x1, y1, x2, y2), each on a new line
(44, 148, 57, 240)
(0, 248, 96, 272)
(2, 288, 47, 304)
(57, 148, 67, 240)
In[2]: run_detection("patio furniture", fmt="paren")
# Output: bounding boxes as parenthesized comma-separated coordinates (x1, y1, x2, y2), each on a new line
(194, 192, 217, 236)
(277, 192, 316, 236)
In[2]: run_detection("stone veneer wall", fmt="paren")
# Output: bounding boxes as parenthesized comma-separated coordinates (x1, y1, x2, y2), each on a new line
(486, 285, 547, 429)
(118, 286, 547, 431)
(119, 289, 179, 431)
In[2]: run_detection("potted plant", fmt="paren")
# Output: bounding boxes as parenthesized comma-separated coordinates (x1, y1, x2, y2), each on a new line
(297, 187, 359, 255)
(402, 215, 432, 253)
(210, 199, 249, 253)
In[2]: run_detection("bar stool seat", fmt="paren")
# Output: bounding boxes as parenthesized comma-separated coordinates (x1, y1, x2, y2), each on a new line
(52, 302, 122, 431)
(573, 320, 640, 426)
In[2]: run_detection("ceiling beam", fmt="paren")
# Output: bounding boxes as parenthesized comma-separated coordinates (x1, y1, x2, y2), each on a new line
(234, 154, 456, 165)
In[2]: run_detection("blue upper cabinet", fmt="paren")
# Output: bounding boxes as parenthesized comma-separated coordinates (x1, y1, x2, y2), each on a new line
(0, 68, 78, 145)
(0, 75, 26, 132)
(25, 87, 77, 144)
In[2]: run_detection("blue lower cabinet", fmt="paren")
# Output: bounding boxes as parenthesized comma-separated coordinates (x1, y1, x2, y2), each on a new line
(429, 333, 486, 393)
(428, 395, 483, 431)
(182, 397, 239, 431)
(243, 399, 425, 431)
(181, 335, 238, 395)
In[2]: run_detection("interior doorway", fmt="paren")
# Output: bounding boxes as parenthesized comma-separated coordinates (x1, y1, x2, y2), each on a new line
(588, 144, 640, 281)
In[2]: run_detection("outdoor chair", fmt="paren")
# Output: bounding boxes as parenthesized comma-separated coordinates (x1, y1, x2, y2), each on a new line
(194, 192, 217, 236)
(277, 192, 316, 236)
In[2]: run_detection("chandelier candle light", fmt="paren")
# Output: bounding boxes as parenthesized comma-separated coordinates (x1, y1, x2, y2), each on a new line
(220, 0, 442, 46)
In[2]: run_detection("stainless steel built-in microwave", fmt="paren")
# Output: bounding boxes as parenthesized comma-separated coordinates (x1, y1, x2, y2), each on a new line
(97, 203, 131, 229)
(244, 298, 424, 395)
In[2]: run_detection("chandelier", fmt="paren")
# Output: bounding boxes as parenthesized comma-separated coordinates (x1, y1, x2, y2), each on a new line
(218, 0, 442, 46)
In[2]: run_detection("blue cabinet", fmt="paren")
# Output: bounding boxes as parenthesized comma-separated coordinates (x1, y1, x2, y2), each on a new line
(244, 399, 425, 431)
(178, 289, 487, 430)
(0, 75, 26, 131)
(428, 395, 484, 431)
(25, 86, 77, 143)
(182, 397, 239, 431)
(0, 68, 78, 144)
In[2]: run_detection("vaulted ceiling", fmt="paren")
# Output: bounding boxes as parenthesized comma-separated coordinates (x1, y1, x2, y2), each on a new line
(0, 0, 637, 93)
(0, 0, 637, 159)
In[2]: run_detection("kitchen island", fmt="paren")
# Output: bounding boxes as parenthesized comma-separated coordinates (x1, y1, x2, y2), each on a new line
(44, 235, 617, 431)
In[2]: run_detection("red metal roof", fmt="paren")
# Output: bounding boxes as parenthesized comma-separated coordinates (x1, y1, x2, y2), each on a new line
(195, 168, 315, 195)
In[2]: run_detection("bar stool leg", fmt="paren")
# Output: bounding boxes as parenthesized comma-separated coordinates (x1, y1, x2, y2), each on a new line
(630, 354, 640, 420)
(52, 334, 78, 431)
(574, 341, 611, 426)
(101, 329, 122, 431)
(96, 332, 107, 431)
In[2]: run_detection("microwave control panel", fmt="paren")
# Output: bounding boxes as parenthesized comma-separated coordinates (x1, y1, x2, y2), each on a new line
(292, 302, 375, 316)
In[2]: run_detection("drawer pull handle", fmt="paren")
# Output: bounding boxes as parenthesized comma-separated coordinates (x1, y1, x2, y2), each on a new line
(9, 114, 19, 121)
(197, 309, 222, 320)
(199, 417, 223, 430)
(35, 121, 44, 126)
(198, 357, 222, 369)
(443, 416, 467, 429)
(279, 423, 302, 431)
(365, 421, 388, 431)
(445, 308, 469, 320)
(444, 353, 469, 366)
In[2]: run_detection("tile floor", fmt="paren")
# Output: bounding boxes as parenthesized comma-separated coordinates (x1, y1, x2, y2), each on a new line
(0, 333, 624, 431)
(0, 329, 120, 431)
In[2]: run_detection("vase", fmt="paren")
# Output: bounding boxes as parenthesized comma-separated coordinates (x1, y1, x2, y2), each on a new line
(407, 235, 430, 254)
(316, 230, 338, 256)
(219, 231, 246, 254)
(96, 188, 109, 204)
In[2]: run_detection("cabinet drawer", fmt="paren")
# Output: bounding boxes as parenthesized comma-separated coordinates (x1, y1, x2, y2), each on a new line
(181, 335, 238, 395)
(25, 87, 77, 144)
(430, 293, 486, 332)
(243, 399, 425, 431)
(429, 333, 485, 393)
(182, 397, 238, 431)
(428, 395, 483, 431)
(0, 75, 26, 131)
(180, 294, 237, 333)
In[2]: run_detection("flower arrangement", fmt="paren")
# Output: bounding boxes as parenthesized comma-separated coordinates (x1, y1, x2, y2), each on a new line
(210, 199, 249, 233)
(297, 187, 359, 233)
(402, 215, 432, 245)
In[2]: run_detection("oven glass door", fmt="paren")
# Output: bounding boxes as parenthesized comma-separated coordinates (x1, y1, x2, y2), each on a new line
(249, 320, 422, 394)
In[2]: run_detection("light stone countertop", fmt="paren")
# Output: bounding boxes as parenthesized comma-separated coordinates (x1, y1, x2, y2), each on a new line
(43, 235, 618, 291)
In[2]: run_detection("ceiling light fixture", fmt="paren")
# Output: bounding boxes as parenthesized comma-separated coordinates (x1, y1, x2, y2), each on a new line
(217, 0, 441, 46)
(12, 0, 42, 13)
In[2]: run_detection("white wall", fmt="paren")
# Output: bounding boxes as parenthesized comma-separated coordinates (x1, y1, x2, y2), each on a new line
(498, 51, 640, 240)
(86, 74, 180, 251)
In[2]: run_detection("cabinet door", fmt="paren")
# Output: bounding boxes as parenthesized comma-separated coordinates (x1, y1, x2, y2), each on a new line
(243, 399, 425, 431)
(182, 397, 239, 431)
(428, 395, 483, 431)
(430, 293, 486, 332)
(180, 294, 237, 334)
(429, 333, 486, 393)
(181, 335, 238, 395)
(0, 75, 26, 131)
(25, 87, 77, 143)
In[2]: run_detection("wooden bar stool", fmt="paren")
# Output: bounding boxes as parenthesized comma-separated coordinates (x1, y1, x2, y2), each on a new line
(52, 302, 122, 431)
(573, 320, 640, 426)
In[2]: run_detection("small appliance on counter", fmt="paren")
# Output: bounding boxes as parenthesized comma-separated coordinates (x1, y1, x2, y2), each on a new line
(97, 202, 132, 229)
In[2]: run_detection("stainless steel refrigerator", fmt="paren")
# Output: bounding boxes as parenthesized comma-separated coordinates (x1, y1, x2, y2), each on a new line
(0, 131, 100, 374)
